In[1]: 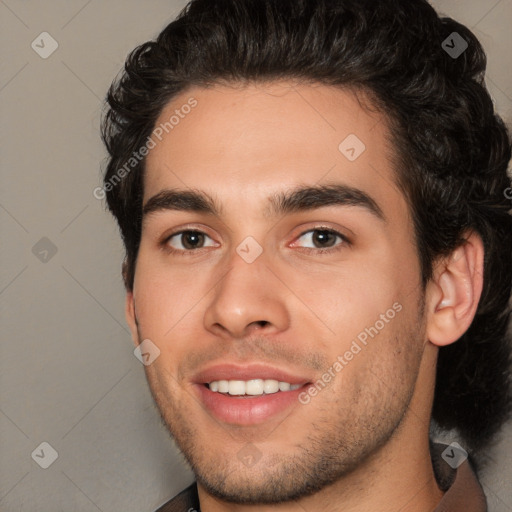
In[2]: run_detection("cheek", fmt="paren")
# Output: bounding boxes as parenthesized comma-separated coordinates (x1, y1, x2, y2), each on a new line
(132, 250, 207, 339)
(288, 259, 403, 345)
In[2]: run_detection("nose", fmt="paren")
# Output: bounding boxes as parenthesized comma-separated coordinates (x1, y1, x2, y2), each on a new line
(203, 249, 290, 340)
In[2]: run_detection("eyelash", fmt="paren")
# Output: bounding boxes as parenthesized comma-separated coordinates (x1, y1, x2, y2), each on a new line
(160, 227, 351, 257)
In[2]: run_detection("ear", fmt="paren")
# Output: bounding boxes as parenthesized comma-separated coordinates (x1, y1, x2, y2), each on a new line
(426, 231, 484, 347)
(125, 290, 140, 348)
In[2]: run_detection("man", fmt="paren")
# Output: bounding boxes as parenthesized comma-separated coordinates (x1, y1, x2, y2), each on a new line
(100, 0, 512, 510)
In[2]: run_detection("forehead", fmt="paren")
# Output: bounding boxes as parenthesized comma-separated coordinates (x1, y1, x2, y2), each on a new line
(143, 81, 402, 214)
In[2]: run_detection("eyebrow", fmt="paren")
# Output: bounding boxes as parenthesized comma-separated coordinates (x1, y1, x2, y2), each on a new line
(142, 183, 385, 222)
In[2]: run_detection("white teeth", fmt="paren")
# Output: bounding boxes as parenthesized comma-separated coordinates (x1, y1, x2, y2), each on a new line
(246, 379, 264, 395)
(208, 379, 302, 395)
(228, 380, 246, 395)
(218, 380, 229, 393)
(263, 379, 279, 394)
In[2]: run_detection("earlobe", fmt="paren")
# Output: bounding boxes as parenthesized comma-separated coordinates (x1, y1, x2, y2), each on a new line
(125, 291, 140, 348)
(426, 232, 484, 347)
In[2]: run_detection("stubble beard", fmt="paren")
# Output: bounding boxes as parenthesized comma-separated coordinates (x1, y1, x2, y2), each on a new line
(140, 317, 425, 505)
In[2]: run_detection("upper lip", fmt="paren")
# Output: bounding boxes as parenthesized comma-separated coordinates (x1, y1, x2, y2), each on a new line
(192, 363, 313, 385)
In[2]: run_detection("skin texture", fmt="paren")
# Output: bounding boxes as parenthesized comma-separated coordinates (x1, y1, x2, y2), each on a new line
(125, 81, 484, 512)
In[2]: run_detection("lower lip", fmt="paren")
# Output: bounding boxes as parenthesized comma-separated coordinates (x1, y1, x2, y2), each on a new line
(194, 384, 308, 425)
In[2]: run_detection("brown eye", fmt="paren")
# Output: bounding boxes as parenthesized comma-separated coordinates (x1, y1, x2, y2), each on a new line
(311, 230, 338, 248)
(166, 230, 215, 251)
(295, 228, 347, 250)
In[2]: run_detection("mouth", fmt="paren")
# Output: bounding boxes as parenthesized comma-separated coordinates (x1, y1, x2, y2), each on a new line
(192, 364, 313, 425)
(206, 378, 302, 396)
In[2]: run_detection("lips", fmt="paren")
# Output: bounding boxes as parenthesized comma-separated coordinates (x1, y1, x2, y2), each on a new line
(191, 363, 313, 425)
(193, 363, 311, 386)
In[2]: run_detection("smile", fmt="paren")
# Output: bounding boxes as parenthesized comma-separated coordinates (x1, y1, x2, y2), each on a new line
(193, 364, 313, 425)
(207, 379, 302, 396)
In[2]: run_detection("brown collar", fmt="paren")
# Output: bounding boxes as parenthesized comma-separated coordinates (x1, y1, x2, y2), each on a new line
(431, 442, 487, 511)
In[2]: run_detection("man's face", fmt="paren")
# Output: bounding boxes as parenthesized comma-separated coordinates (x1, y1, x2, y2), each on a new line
(128, 81, 428, 503)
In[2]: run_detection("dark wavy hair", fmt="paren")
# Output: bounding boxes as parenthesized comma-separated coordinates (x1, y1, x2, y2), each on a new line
(101, 0, 512, 460)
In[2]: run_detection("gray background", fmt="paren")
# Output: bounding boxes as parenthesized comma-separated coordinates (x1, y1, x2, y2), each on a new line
(0, 1, 511, 511)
